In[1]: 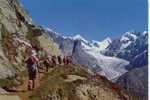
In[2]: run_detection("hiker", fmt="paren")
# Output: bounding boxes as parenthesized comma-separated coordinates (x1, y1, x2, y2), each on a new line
(66, 56, 70, 65)
(57, 55, 62, 65)
(25, 49, 38, 90)
(68, 56, 73, 64)
(43, 55, 51, 72)
(63, 56, 69, 65)
(37, 47, 49, 72)
(64, 56, 72, 65)
(63, 56, 67, 65)
(51, 55, 57, 67)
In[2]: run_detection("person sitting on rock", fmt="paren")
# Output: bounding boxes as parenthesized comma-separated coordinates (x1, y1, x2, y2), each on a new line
(25, 49, 38, 90)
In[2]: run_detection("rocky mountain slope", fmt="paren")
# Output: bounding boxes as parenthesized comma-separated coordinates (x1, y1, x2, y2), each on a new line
(104, 31, 148, 100)
(30, 64, 134, 100)
(116, 65, 148, 100)
(0, 0, 60, 79)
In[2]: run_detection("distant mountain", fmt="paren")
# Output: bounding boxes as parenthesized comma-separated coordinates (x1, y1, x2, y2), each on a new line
(46, 28, 148, 100)
(46, 28, 129, 80)
(72, 39, 129, 80)
(104, 31, 148, 100)
(104, 31, 148, 61)
(116, 65, 148, 100)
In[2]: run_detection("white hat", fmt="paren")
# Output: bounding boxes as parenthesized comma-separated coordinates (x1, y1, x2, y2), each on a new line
(31, 50, 37, 56)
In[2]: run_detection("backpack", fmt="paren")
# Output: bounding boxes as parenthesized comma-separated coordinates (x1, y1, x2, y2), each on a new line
(26, 56, 38, 72)
(26, 56, 37, 66)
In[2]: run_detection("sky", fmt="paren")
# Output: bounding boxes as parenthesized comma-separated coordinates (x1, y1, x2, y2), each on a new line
(21, 0, 148, 41)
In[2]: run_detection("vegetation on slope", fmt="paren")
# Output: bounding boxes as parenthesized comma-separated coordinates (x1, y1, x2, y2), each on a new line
(29, 64, 134, 100)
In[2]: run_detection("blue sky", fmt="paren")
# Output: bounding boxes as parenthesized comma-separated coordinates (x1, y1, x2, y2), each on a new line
(21, 0, 148, 41)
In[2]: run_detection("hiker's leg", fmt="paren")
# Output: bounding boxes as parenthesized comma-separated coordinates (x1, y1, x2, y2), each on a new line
(28, 71, 33, 90)
(32, 70, 37, 89)
(46, 65, 48, 72)
(28, 80, 32, 90)
(32, 79, 36, 89)
(44, 61, 49, 72)
(27, 80, 30, 90)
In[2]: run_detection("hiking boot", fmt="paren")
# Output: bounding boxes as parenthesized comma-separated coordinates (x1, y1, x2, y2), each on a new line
(28, 85, 32, 91)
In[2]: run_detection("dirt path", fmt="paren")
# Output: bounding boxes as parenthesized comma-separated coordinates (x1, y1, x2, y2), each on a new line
(10, 73, 44, 100)
(9, 71, 45, 100)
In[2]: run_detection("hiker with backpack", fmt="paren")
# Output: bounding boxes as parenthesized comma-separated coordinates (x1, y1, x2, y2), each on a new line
(57, 55, 62, 65)
(51, 55, 57, 67)
(68, 55, 73, 64)
(37, 47, 49, 72)
(43, 55, 51, 72)
(25, 49, 39, 90)
(63, 56, 67, 65)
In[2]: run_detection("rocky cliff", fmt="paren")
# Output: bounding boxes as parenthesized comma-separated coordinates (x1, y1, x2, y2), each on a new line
(0, 0, 60, 79)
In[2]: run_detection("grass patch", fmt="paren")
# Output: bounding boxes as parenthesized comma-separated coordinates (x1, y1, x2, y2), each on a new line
(49, 64, 90, 78)
(0, 70, 28, 88)
(0, 77, 16, 88)
(29, 64, 89, 100)
(30, 76, 77, 100)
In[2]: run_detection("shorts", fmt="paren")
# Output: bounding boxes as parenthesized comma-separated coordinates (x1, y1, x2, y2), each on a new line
(28, 70, 37, 80)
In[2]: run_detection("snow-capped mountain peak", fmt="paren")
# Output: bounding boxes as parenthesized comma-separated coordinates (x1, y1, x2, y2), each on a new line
(103, 37, 112, 42)
(91, 37, 112, 50)
(101, 37, 112, 45)
(143, 31, 148, 36)
(45, 27, 53, 32)
(73, 34, 88, 43)
(73, 34, 84, 40)
(120, 32, 137, 42)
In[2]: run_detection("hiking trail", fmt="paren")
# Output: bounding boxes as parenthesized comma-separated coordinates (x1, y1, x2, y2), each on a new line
(7, 69, 51, 100)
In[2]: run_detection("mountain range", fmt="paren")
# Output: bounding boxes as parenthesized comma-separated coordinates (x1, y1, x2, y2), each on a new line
(46, 28, 148, 99)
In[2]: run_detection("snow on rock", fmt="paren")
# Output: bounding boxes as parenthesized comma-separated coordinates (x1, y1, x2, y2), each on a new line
(120, 32, 138, 50)
(73, 34, 89, 43)
(92, 37, 112, 50)
(105, 31, 148, 62)
(73, 40, 129, 80)
(83, 45, 129, 80)
(142, 31, 148, 36)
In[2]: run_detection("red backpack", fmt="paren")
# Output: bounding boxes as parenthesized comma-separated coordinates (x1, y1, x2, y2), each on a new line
(26, 56, 37, 65)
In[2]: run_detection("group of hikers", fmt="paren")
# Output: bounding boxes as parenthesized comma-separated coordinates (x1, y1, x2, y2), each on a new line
(25, 46, 73, 90)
